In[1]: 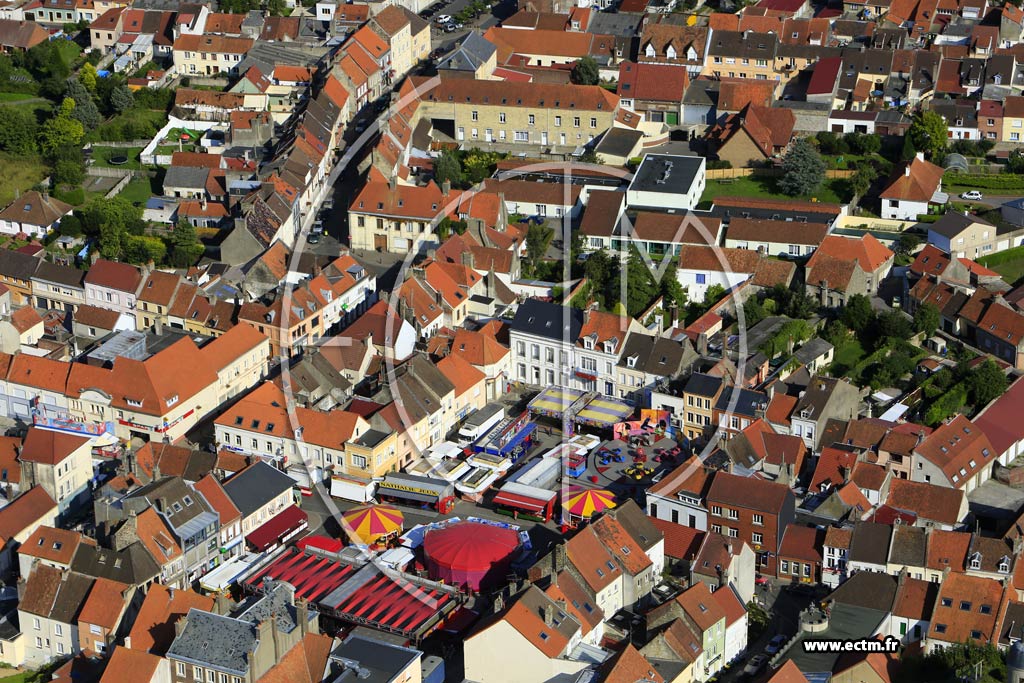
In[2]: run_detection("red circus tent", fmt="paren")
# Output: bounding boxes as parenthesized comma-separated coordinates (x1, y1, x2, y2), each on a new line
(423, 522, 520, 590)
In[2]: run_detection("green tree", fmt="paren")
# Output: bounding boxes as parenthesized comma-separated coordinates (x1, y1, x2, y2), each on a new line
(660, 269, 687, 311)
(38, 98, 84, 156)
(822, 319, 847, 347)
(908, 110, 948, 160)
(845, 132, 881, 155)
(434, 149, 463, 188)
(58, 214, 83, 237)
(267, 0, 288, 14)
(703, 283, 726, 306)
(584, 249, 614, 302)
(913, 302, 940, 337)
(109, 84, 135, 114)
(53, 159, 84, 186)
(924, 383, 967, 426)
(742, 297, 766, 327)
(0, 106, 38, 155)
(79, 62, 98, 92)
(841, 293, 874, 333)
(65, 78, 101, 131)
(815, 131, 847, 155)
(578, 148, 602, 164)
(900, 133, 916, 162)
(894, 232, 921, 257)
(570, 56, 599, 86)
(783, 287, 817, 319)
(966, 359, 1008, 408)
(779, 137, 826, 197)
(625, 248, 658, 317)
(80, 196, 142, 238)
(124, 235, 166, 264)
(850, 161, 877, 198)
(873, 309, 913, 346)
(1008, 149, 1024, 174)
(461, 149, 503, 184)
(170, 218, 205, 267)
(525, 222, 552, 269)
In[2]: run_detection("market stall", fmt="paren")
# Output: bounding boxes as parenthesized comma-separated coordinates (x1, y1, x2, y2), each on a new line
(376, 473, 456, 513)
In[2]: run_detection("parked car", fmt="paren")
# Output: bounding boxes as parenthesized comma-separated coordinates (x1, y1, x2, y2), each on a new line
(755, 575, 770, 587)
(435, 14, 451, 22)
(443, 22, 458, 31)
(961, 190, 984, 200)
(765, 635, 787, 655)
(744, 655, 768, 676)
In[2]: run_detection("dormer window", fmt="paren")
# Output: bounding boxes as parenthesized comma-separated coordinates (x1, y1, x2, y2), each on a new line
(627, 355, 638, 368)
(999, 557, 1011, 573)
(584, 335, 595, 350)
(969, 552, 982, 570)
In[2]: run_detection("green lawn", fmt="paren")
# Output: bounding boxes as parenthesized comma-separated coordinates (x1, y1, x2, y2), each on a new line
(981, 257, 1024, 286)
(0, 152, 48, 207)
(979, 245, 1024, 286)
(0, 671, 33, 682)
(88, 109, 168, 144)
(0, 92, 35, 103)
(118, 177, 154, 205)
(702, 175, 852, 205)
(90, 146, 143, 170)
(829, 337, 866, 378)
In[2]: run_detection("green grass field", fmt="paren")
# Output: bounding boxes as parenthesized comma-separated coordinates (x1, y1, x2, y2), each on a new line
(90, 146, 144, 170)
(829, 337, 865, 378)
(0, 152, 48, 207)
(0, 92, 35, 103)
(117, 177, 154, 205)
(702, 176, 852, 205)
(979, 245, 1024, 286)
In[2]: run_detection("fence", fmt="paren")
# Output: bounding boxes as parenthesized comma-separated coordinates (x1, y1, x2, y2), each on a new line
(104, 174, 133, 199)
(85, 140, 152, 149)
(705, 167, 855, 180)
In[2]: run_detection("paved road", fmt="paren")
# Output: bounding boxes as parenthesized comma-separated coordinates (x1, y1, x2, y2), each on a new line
(966, 193, 1021, 208)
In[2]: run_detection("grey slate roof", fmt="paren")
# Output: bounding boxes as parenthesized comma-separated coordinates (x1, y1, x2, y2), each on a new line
(0, 249, 40, 281)
(438, 32, 496, 72)
(848, 521, 892, 567)
(222, 461, 296, 518)
(71, 542, 162, 585)
(887, 524, 926, 568)
(234, 580, 312, 634)
(167, 608, 255, 676)
(126, 476, 217, 539)
(329, 634, 423, 683)
(794, 338, 834, 367)
(511, 298, 584, 343)
(163, 166, 210, 191)
(828, 569, 897, 612)
(684, 372, 722, 398)
(32, 261, 84, 288)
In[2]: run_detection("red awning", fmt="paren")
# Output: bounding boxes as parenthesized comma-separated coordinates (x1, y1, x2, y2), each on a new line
(246, 505, 309, 552)
(492, 490, 548, 513)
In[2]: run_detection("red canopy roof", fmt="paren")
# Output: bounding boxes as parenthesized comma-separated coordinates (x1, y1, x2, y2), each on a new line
(492, 490, 549, 513)
(245, 505, 308, 551)
(423, 522, 520, 572)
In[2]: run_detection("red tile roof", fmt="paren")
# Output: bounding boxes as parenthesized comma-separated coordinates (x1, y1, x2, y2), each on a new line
(78, 577, 130, 629)
(915, 415, 996, 487)
(0, 486, 56, 543)
(881, 155, 945, 202)
(617, 61, 689, 102)
(807, 234, 893, 274)
(887, 479, 964, 526)
(647, 517, 704, 560)
(126, 584, 214, 655)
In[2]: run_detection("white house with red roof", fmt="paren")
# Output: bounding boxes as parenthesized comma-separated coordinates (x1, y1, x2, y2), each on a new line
(912, 414, 998, 492)
(880, 153, 947, 220)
